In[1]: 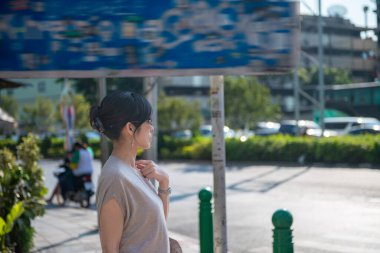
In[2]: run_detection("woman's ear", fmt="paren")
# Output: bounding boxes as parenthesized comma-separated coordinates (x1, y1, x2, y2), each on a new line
(124, 122, 135, 136)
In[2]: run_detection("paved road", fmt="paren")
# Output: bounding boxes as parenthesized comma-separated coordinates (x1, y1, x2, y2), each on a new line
(40, 159, 380, 253)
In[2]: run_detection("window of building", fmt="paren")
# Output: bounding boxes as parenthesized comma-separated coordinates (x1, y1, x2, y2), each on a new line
(38, 81, 46, 93)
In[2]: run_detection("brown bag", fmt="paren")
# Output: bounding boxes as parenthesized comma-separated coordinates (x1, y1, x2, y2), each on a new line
(169, 237, 183, 253)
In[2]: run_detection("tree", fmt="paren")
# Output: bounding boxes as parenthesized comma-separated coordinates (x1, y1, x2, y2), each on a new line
(20, 97, 55, 133)
(305, 66, 352, 86)
(0, 95, 18, 119)
(224, 76, 281, 129)
(73, 94, 91, 130)
(157, 92, 202, 132)
(258, 66, 352, 87)
(57, 78, 144, 105)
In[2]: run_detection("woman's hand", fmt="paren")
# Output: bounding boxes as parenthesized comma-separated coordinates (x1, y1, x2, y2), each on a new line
(135, 160, 169, 187)
(136, 160, 171, 219)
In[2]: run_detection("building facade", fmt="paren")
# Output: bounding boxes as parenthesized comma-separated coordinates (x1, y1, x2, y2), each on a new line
(300, 14, 377, 83)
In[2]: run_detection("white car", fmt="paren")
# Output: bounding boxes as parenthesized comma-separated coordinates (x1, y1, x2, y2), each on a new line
(199, 125, 235, 138)
(324, 117, 380, 135)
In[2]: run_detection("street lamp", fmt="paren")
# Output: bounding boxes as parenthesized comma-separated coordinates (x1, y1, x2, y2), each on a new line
(364, 5, 369, 38)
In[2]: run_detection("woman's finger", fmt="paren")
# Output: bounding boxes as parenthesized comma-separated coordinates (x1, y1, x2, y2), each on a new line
(144, 170, 156, 180)
(141, 166, 155, 176)
(136, 163, 145, 169)
(136, 160, 153, 165)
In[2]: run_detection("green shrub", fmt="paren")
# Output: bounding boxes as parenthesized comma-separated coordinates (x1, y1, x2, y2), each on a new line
(0, 134, 47, 253)
(0, 139, 17, 154)
(158, 134, 380, 164)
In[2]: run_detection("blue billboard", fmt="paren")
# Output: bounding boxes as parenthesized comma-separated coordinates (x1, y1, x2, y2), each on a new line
(0, 0, 299, 78)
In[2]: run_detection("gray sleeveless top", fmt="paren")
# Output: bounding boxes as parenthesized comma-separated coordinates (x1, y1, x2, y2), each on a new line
(96, 155, 169, 253)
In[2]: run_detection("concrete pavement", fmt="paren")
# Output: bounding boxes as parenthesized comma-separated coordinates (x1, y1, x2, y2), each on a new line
(31, 202, 200, 253)
(36, 159, 380, 252)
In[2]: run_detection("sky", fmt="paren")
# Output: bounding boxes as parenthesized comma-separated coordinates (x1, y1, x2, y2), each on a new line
(300, 0, 377, 38)
(301, 0, 376, 27)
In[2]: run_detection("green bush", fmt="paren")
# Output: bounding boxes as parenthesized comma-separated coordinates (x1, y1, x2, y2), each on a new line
(158, 135, 196, 160)
(0, 139, 17, 154)
(158, 134, 380, 164)
(1, 134, 379, 164)
(0, 134, 47, 253)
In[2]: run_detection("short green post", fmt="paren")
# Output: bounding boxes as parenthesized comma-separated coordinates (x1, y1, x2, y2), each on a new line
(272, 209, 294, 253)
(199, 187, 214, 253)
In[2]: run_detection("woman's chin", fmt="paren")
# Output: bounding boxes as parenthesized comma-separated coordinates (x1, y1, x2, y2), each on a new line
(143, 144, 151, 150)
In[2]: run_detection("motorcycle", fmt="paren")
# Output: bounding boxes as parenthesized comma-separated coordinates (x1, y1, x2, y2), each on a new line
(54, 163, 94, 208)
(64, 174, 94, 208)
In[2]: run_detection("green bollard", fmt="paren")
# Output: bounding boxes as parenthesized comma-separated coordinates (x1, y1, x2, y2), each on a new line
(199, 187, 214, 253)
(272, 209, 294, 253)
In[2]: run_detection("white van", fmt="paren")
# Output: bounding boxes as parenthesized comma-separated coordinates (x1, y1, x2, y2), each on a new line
(324, 117, 380, 135)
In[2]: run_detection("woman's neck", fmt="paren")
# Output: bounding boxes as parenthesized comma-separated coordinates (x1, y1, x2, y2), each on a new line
(111, 138, 138, 168)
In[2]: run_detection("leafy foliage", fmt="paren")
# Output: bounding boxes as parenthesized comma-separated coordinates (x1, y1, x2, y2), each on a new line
(224, 76, 281, 129)
(58, 78, 144, 105)
(0, 134, 47, 253)
(258, 66, 352, 87)
(0, 96, 18, 119)
(301, 66, 352, 86)
(157, 92, 202, 132)
(20, 97, 55, 133)
(158, 134, 380, 164)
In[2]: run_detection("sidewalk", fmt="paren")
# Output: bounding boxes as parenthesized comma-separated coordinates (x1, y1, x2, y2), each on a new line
(31, 203, 200, 253)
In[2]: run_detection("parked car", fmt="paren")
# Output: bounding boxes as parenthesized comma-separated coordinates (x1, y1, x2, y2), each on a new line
(234, 129, 255, 142)
(279, 120, 336, 137)
(347, 125, 380, 135)
(172, 129, 192, 139)
(324, 117, 380, 135)
(85, 131, 101, 141)
(199, 125, 235, 138)
(254, 121, 280, 136)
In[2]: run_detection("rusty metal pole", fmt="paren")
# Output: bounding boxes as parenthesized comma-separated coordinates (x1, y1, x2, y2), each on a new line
(98, 77, 109, 166)
(144, 77, 158, 162)
(209, 76, 227, 253)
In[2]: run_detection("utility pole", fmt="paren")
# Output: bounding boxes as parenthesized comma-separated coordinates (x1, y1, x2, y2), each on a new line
(318, 0, 325, 133)
(144, 77, 158, 163)
(98, 78, 109, 166)
(210, 76, 228, 253)
(376, 0, 380, 82)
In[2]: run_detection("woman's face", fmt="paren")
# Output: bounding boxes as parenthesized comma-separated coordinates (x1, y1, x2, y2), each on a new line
(134, 120, 154, 149)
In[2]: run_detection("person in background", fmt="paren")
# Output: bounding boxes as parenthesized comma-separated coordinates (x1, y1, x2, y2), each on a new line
(47, 152, 72, 205)
(70, 142, 94, 191)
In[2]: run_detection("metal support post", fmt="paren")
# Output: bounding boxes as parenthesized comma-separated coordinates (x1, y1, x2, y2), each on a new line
(318, 0, 325, 133)
(98, 77, 109, 166)
(376, 0, 380, 82)
(209, 76, 227, 253)
(293, 64, 300, 136)
(144, 77, 158, 162)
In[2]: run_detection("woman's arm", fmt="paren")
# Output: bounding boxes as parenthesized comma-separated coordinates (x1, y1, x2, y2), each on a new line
(99, 199, 124, 253)
(157, 180, 170, 219)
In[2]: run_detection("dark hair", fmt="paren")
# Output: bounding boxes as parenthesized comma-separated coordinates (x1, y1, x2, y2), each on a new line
(89, 91, 152, 140)
(73, 142, 86, 150)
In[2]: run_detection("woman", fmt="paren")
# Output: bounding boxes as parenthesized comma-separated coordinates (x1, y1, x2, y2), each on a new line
(90, 91, 171, 253)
